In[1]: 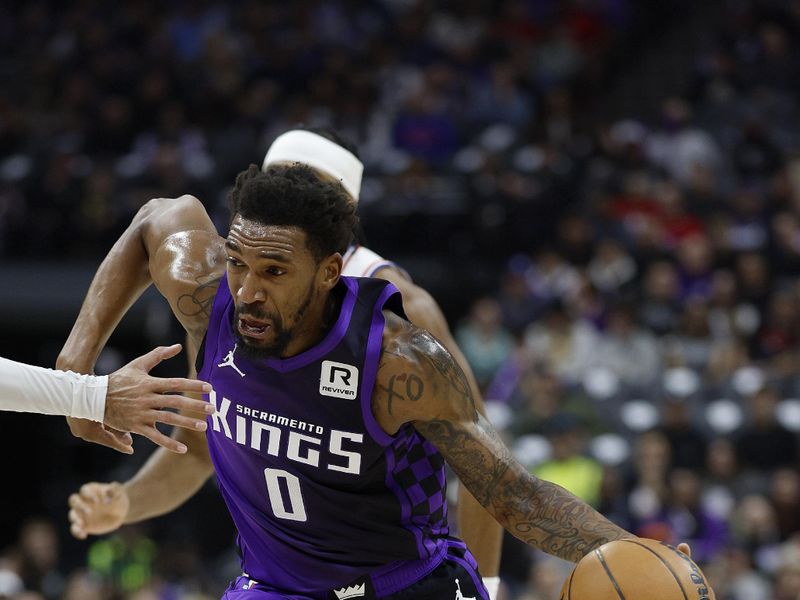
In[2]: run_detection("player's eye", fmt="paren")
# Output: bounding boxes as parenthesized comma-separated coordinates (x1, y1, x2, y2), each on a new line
(266, 266, 286, 276)
(226, 256, 244, 268)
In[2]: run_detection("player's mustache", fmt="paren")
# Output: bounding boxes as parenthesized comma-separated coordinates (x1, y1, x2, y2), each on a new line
(235, 305, 278, 323)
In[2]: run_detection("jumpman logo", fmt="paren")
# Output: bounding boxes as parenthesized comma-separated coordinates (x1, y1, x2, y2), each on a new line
(455, 578, 476, 600)
(218, 344, 246, 377)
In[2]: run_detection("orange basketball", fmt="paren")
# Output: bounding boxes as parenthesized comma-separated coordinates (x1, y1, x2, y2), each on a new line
(560, 538, 716, 600)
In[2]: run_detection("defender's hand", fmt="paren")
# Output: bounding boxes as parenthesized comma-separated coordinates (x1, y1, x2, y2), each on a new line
(103, 344, 213, 453)
(67, 417, 135, 454)
(68, 482, 130, 539)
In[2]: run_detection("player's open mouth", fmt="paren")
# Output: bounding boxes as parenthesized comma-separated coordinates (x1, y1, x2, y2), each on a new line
(238, 318, 271, 339)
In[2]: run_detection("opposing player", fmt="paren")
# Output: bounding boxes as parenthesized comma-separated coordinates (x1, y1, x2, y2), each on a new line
(63, 164, 638, 598)
(1, 344, 212, 454)
(64, 129, 503, 592)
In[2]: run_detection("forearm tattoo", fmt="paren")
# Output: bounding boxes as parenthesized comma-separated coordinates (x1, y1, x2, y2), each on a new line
(379, 315, 630, 562)
(417, 416, 630, 562)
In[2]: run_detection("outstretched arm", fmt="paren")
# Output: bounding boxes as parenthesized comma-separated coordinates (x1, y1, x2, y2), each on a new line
(1, 345, 211, 453)
(372, 267, 503, 580)
(374, 314, 631, 563)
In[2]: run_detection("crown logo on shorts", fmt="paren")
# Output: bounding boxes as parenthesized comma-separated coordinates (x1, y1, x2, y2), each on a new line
(333, 583, 366, 599)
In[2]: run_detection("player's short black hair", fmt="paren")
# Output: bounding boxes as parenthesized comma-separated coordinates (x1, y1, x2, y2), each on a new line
(228, 163, 358, 261)
(302, 126, 360, 159)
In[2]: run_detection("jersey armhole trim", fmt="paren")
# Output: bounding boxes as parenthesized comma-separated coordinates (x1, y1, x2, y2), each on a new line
(359, 283, 401, 447)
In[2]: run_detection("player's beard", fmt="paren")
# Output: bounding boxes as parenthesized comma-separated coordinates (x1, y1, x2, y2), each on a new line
(233, 283, 315, 360)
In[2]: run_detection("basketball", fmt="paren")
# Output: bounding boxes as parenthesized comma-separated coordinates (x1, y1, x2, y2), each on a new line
(560, 538, 715, 600)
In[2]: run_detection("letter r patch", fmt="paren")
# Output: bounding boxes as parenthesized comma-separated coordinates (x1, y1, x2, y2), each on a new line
(320, 361, 359, 399)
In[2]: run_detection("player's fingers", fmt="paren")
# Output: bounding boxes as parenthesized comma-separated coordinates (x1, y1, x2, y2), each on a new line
(68, 508, 84, 527)
(676, 542, 691, 558)
(151, 409, 207, 432)
(149, 377, 212, 395)
(103, 425, 133, 445)
(139, 426, 188, 454)
(79, 483, 102, 504)
(96, 428, 134, 454)
(128, 344, 182, 373)
(78, 425, 131, 453)
(70, 520, 87, 540)
(151, 393, 215, 415)
(68, 494, 91, 517)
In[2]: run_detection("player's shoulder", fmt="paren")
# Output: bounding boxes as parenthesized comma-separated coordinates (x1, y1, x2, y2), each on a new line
(379, 311, 449, 377)
(343, 244, 412, 280)
(374, 310, 467, 429)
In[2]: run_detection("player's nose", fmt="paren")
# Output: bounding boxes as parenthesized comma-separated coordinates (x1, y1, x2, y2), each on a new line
(236, 272, 266, 303)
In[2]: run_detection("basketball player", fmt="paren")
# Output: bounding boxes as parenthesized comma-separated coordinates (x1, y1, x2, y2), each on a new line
(62, 164, 638, 598)
(64, 129, 503, 594)
(0, 344, 212, 454)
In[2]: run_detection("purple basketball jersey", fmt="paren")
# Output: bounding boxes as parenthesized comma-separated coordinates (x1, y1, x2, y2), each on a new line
(197, 275, 451, 596)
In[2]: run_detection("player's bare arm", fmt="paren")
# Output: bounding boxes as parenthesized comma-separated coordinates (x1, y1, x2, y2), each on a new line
(58, 194, 225, 453)
(373, 312, 631, 563)
(65, 196, 226, 535)
(372, 266, 503, 579)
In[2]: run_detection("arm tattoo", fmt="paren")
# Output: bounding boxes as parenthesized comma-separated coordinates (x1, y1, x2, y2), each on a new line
(383, 317, 630, 562)
(417, 415, 629, 562)
(378, 373, 424, 415)
(177, 275, 221, 319)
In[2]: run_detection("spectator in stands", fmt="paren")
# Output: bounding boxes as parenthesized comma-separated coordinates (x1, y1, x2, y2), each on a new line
(662, 297, 716, 372)
(586, 238, 637, 295)
(524, 298, 598, 384)
(703, 437, 746, 522)
(658, 396, 708, 471)
(627, 430, 671, 527)
(534, 413, 604, 506)
(638, 261, 682, 336)
(15, 519, 63, 600)
(646, 97, 723, 187)
(730, 495, 781, 571)
(455, 297, 515, 389)
(675, 234, 715, 302)
(496, 262, 540, 334)
(593, 302, 661, 387)
(660, 468, 728, 563)
(737, 387, 799, 472)
(769, 469, 800, 541)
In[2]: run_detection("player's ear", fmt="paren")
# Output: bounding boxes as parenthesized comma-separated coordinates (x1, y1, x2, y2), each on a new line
(318, 253, 342, 290)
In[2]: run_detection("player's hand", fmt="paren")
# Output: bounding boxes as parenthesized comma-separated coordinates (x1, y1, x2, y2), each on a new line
(102, 344, 214, 454)
(67, 417, 136, 454)
(68, 482, 129, 539)
(676, 543, 691, 558)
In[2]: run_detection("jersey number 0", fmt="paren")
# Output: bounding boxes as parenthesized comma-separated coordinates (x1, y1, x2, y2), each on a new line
(264, 468, 307, 522)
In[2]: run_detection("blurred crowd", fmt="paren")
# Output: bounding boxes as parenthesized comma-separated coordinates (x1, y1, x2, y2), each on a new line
(0, 0, 664, 259)
(2, 0, 800, 599)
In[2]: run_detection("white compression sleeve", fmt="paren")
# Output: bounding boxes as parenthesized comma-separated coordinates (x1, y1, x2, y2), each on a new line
(0, 357, 107, 421)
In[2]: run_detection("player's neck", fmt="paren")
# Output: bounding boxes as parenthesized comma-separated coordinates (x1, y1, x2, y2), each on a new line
(279, 288, 340, 358)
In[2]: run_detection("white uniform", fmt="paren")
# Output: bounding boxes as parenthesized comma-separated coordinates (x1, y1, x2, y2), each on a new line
(0, 357, 106, 420)
(341, 245, 400, 278)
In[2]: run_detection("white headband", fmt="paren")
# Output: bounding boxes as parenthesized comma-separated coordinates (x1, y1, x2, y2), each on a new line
(262, 130, 364, 201)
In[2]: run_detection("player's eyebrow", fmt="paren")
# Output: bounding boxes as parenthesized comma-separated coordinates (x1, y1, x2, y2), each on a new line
(257, 251, 291, 263)
(225, 240, 292, 263)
